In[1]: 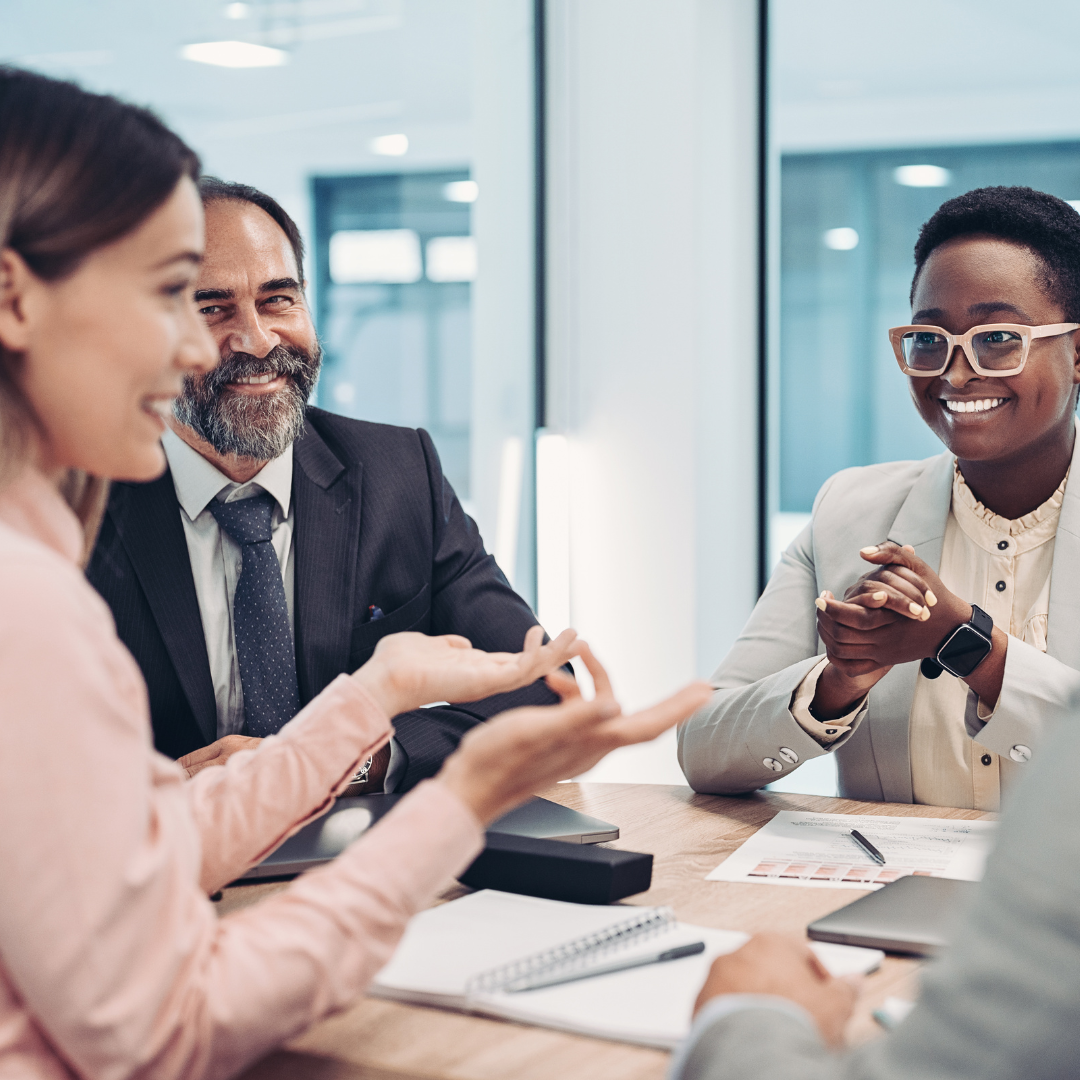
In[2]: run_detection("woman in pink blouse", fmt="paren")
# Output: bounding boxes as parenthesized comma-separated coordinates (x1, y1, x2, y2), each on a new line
(0, 69, 710, 1080)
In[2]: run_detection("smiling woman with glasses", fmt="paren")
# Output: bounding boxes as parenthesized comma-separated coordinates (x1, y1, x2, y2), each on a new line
(680, 185, 1080, 813)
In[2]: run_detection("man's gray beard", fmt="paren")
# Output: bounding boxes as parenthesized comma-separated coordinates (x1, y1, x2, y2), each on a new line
(173, 343, 321, 461)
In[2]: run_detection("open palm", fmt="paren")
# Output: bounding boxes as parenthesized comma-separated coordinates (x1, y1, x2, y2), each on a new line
(358, 625, 581, 718)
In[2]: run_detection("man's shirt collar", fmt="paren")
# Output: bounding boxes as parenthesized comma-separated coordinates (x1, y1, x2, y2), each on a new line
(162, 426, 294, 521)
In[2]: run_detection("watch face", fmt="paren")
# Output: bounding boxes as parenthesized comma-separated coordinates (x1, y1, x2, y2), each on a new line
(939, 625, 992, 678)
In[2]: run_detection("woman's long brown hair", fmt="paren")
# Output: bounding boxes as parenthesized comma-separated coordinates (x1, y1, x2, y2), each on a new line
(0, 67, 200, 560)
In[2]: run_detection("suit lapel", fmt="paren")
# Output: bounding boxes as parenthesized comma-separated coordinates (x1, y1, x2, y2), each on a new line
(1047, 419, 1080, 669)
(292, 420, 363, 703)
(868, 450, 954, 803)
(109, 474, 218, 744)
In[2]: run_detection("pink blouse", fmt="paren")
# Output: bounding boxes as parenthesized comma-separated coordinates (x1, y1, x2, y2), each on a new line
(0, 469, 484, 1080)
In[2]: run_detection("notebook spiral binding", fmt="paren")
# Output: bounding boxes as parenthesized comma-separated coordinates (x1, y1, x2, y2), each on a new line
(465, 906, 674, 996)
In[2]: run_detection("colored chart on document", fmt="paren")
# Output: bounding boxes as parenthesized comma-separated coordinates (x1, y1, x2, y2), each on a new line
(706, 811, 997, 890)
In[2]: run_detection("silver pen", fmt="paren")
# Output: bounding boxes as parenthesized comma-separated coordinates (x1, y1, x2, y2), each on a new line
(850, 829, 886, 865)
(505, 941, 706, 993)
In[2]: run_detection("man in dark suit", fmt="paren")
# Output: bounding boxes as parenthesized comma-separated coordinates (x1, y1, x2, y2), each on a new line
(87, 178, 556, 793)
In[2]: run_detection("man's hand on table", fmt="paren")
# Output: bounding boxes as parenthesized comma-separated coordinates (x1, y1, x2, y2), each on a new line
(179, 735, 263, 778)
(694, 933, 858, 1048)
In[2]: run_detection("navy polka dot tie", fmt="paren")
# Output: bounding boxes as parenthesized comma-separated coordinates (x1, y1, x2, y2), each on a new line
(209, 492, 300, 737)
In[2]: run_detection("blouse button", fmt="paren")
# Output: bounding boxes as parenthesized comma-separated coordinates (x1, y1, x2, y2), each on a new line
(995, 580, 1007, 592)
(762, 757, 783, 772)
(997, 540, 1009, 550)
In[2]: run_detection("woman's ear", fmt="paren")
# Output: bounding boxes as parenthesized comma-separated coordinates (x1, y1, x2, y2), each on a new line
(1071, 327, 1080, 386)
(0, 247, 38, 353)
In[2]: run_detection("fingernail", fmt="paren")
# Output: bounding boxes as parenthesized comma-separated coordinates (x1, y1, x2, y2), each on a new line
(860, 546, 879, 556)
(820, 590, 828, 599)
(903, 544, 915, 553)
(908, 602, 923, 616)
(815, 597, 827, 611)
(920, 607, 931, 622)
(925, 590, 937, 607)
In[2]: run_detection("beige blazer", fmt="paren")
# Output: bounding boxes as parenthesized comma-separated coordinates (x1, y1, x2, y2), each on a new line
(678, 431, 1080, 802)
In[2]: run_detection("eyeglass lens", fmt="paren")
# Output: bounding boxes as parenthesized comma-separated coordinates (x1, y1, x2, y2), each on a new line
(900, 329, 1025, 372)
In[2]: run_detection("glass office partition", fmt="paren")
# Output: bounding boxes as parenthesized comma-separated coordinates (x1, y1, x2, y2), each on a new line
(313, 171, 475, 499)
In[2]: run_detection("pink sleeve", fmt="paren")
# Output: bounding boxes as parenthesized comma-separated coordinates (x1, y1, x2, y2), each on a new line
(0, 554, 484, 1080)
(187, 675, 393, 894)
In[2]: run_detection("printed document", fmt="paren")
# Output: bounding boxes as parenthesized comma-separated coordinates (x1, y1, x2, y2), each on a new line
(707, 811, 997, 890)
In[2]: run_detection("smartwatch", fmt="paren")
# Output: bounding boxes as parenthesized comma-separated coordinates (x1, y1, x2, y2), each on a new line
(920, 604, 994, 680)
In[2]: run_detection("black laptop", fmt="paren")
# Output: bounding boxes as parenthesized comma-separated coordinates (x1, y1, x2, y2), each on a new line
(239, 794, 620, 881)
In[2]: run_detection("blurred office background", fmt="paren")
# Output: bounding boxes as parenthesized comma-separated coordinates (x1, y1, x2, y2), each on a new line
(8, 0, 1080, 792)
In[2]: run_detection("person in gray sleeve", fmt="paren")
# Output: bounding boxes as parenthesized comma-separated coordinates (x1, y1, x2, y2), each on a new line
(679, 186, 1080, 811)
(670, 665, 1080, 1080)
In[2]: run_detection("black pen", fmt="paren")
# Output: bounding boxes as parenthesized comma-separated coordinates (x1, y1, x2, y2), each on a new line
(850, 829, 886, 865)
(505, 941, 707, 993)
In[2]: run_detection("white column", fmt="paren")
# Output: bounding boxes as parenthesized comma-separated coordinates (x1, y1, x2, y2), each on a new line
(470, 0, 537, 602)
(545, 0, 761, 781)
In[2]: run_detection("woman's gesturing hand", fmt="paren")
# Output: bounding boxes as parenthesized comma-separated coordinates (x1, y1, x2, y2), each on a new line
(437, 645, 712, 825)
(352, 625, 582, 719)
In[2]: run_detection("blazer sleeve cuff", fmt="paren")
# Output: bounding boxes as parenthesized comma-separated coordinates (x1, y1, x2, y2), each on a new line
(670, 997, 826, 1080)
(974, 635, 1080, 763)
(789, 658, 868, 746)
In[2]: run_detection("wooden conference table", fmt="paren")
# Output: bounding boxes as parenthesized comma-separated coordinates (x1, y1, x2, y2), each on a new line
(227, 783, 990, 1080)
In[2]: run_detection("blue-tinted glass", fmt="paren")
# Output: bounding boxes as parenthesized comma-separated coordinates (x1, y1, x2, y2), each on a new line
(313, 172, 473, 498)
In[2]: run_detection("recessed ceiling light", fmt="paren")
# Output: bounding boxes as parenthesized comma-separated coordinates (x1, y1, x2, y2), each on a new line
(894, 165, 951, 188)
(224, 2, 251, 17)
(823, 227, 859, 251)
(180, 41, 288, 68)
(371, 133, 408, 156)
(443, 180, 479, 203)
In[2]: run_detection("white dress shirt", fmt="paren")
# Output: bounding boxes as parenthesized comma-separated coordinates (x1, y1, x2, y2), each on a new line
(790, 464, 1066, 811)
(162, 429, 402, 788)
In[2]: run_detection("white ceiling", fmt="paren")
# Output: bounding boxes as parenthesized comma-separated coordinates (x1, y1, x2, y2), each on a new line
(776, 0, 1080, 151)
(1, 0, 474, 239)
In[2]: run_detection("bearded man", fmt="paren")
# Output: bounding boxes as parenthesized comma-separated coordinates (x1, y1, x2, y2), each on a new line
(87, 178, 557, 794)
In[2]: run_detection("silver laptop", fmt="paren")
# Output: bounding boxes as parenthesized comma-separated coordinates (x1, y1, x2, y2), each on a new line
(239, 794, 620, 881)
(807, 874, 978, 956)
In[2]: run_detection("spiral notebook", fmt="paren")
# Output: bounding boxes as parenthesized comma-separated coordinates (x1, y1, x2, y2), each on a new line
(370, 890, 883, 1049)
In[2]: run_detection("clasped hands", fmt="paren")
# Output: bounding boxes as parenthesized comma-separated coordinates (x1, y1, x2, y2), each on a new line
(811, 541, 978, 718)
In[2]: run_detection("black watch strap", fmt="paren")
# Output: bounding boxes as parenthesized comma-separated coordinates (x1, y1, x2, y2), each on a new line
(921, 604, 993, 680)
(968, 604, 993, 638)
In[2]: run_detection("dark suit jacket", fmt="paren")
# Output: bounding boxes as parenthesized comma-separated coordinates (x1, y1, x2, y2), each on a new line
(86, 407, 557, 791)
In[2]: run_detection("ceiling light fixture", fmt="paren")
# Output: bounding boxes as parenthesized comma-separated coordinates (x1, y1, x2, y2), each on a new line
(224, 2, 251, 17)
(894, 165, 951, 188)
(180, 41, 288, 68)
(443, 180, 478, 203)
(371, 133, 408, 156)
(822, 227, 859, 251)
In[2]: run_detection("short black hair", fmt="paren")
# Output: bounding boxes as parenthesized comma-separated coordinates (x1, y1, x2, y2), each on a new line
(198, 176, 305, 280)
(911, 186, 1080, 320)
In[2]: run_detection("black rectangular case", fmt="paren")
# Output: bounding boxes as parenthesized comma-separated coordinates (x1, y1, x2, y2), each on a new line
(459, 833, 653, 904)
